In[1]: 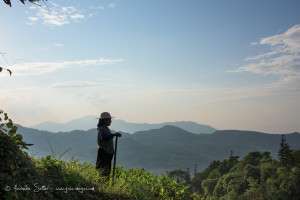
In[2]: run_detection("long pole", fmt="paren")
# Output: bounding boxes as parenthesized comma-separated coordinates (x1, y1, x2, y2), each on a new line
(112, 135, 118, 184)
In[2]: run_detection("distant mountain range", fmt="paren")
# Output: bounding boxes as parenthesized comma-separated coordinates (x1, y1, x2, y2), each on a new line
(18, 124, 300, 175)
(29, 115, 218, 134)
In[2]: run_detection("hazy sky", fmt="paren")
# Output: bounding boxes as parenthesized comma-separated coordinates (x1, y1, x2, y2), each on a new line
(1, 0, 300, 134)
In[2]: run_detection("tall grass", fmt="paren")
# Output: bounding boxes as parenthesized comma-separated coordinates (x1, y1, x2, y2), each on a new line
(2, 135, 195, 200)
(33, 155, 193, 200)
(41, 137, 193, 199)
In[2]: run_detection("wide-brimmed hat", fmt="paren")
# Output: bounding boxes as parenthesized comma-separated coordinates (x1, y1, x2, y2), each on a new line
(97, 112, 115, 119)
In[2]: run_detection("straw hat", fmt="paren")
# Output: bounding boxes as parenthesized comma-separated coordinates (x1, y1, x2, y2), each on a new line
(98, 112, 115, 119)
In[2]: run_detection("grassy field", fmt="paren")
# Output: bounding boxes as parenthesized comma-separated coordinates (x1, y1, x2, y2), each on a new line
(0, 132, 196, 200)
(1, 112, 196, 200)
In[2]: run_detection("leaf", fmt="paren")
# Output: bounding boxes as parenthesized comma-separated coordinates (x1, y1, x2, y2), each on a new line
(7, 69, 12, 76)
(15, 134, 23, 140)
(8, 131, 15, 137)
(59, 147, 72, 159)
(3, 0, 12, 7)
(6, 122, 12, 128)
(12, 126, 18, 131)
(4, 113, 8, 120)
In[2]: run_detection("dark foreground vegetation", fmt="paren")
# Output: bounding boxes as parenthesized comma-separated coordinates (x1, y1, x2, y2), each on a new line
(169, 135, 300, 200)
(1, 111, 299, 199)
(0, 139, 191, 200)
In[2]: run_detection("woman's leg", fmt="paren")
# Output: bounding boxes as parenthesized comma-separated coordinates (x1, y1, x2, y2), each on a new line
(96, 148, 113, 180)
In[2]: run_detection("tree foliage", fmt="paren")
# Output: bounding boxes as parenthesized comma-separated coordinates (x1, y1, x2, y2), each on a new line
(190, 136, 300, 200)
(0, 111, 28, 151)
(278, 134, 294, 167)
(167, 169, 191, 185)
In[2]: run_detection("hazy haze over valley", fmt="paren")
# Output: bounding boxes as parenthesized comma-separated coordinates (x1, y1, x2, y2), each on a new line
(18, 124, 300, 174)
(29, 115, 218, 134)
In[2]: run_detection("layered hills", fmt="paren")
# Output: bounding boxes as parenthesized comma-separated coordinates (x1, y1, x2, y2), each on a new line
(18, 125, 300, 174)
(29, 115, 217, 134)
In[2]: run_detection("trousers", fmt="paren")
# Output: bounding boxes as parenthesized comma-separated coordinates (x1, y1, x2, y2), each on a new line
(96, 148, 114, 179)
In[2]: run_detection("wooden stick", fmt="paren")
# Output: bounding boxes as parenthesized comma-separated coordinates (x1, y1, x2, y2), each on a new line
(112, 135, 118, 184)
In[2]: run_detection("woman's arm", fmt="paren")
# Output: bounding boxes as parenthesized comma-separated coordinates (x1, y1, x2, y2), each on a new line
(101, 133, 115, 140)
(98, 127, 116, 141)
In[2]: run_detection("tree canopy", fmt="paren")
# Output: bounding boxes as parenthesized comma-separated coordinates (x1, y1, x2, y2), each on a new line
(278, 134, 294, 166)
(167, 136, 300, 199)
(190, 150, 300, 199)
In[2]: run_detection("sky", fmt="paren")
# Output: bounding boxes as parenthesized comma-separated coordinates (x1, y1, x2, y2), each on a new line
(0, 0, 300, 134)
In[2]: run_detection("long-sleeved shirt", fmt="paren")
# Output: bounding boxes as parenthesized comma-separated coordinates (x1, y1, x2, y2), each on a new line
(97, 126, 115, 154)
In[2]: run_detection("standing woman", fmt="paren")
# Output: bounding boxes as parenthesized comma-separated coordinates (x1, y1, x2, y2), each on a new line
(96, 112, 121, 180)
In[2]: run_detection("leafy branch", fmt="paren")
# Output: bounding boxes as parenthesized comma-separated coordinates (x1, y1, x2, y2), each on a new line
(0, 110, 28, 150)
(0, 52, 12, 76)
(3, 0, 46, 7)
(0, 52, 29, 150)
(1, 51, 31, 76)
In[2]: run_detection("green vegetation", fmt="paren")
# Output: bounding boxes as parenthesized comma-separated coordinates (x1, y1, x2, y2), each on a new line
(164, 135, 300, 200)
(0, 147, 191, 200)
(278, 134, 294, 167)
(185, 141, 300, 199)
(1, 112, 300, 199)
(0, 112, 192, 199)
(0, 149, 192, 200)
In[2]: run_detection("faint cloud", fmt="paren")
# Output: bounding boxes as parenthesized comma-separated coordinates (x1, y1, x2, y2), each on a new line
(135, 88, 246, 98)
(231, 24, 300, 76)
(70, 14, 85, 20)
(108, 3, 116, 8)
(49, 80, 131, 89)
(244, 51, 277, 61)
(82, 93, 109, 105)
(88, 13, 97, 17)
(237, 54, 300, 75)
(26, 3, 86, 27)
(134, 75, 300, 106)
(26, 2, 119, 26)
(0, 87, 48, 115)
(199, 77, 300, 105)
(54, 43, 64, 47)
(0, 58, 123, 76)
(49, 81, 106, 89)
(97, 6, 105, 10)
(27, 17, 39, 25)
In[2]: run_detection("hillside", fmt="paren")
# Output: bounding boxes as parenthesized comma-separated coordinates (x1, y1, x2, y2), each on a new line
(18, 125, 300, 174)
